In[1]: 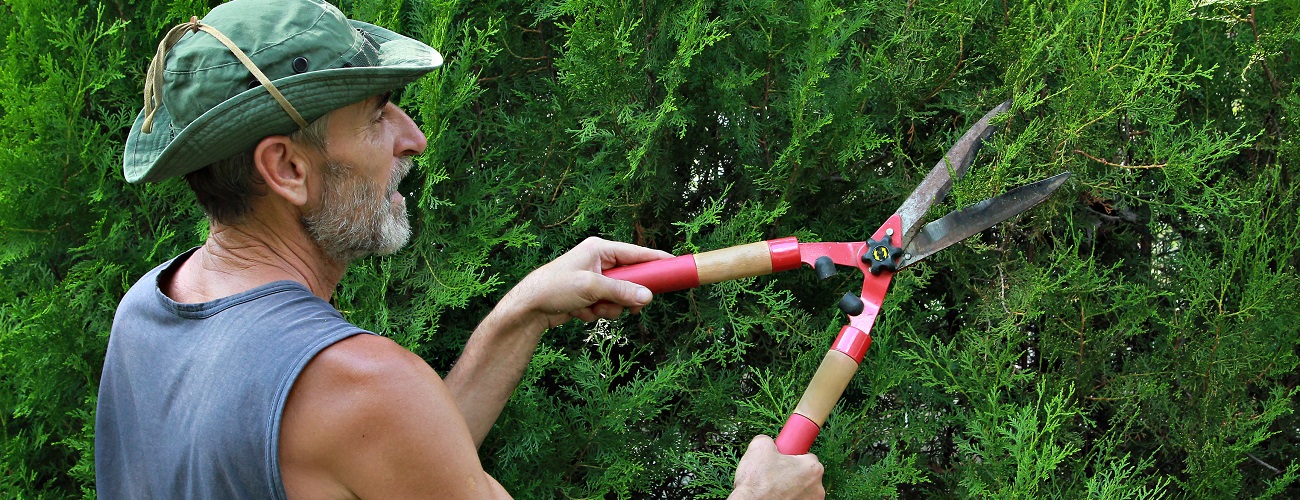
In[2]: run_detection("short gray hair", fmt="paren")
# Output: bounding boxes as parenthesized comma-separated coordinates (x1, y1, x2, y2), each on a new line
(184, 115, 331, 225)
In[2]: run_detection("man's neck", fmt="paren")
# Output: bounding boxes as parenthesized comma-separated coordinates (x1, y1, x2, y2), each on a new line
(164, 217, 347, 304)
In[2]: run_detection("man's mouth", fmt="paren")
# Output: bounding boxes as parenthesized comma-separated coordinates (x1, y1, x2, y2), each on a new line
(387, 158, 413, 204)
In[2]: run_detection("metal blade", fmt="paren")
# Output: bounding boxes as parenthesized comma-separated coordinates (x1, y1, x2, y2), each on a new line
(894, 100, 1013, 246)
(897, 172, 1071, 269)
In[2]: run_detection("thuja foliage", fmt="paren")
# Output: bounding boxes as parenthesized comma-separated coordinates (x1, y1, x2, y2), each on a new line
(2, 0, 1298, 497)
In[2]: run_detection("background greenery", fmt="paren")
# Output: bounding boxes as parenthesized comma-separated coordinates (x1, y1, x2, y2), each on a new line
(3, 0, 1298, 497)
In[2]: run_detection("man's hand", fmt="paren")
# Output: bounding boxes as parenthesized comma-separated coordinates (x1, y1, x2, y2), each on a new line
(504, 236, 674, 330)
(731, 435, 825, 499)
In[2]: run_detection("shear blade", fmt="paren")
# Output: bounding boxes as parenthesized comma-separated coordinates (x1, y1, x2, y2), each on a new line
(898, 172, 1071, 270)
(895, 100, 1013, 245)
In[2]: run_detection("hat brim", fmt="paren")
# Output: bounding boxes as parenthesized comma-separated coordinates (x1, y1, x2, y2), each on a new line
(123, 21, 443, 184)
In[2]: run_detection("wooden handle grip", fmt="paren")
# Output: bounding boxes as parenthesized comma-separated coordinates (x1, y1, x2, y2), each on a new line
(694, 241, 774, 285)
(775, 326, 871, 455)
(774, 351, 860, 455)
(793, 350, 860, 426)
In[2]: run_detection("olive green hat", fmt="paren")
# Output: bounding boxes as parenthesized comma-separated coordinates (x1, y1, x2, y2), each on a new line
(123, 0, 442, 183)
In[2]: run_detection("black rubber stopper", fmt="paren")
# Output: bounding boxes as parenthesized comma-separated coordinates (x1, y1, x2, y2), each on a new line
(814, 256, 837, 280)
(838, 292, 865, 316)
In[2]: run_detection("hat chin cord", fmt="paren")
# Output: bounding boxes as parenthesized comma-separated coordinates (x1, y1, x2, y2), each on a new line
(142, 16, 311, 134)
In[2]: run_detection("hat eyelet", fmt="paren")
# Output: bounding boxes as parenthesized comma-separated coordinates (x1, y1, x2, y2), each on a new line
(292, 57, 309, 74)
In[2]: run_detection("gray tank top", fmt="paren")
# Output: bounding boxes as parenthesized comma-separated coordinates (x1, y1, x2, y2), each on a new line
(95, 249, 368, 499)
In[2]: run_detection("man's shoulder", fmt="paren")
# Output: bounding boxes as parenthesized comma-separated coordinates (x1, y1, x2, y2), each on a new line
(285, 334, 448, 434)
(302, 334, 428, 390)
(279, 335, 499, 498)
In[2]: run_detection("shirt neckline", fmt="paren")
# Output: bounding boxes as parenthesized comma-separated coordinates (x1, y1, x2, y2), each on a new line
(151, 247, 317, 319)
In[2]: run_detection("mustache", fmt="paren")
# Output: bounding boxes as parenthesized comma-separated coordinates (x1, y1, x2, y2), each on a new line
(389, 157, 413, 194)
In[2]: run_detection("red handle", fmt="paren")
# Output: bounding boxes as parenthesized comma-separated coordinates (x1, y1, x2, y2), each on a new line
(774, 215, 901, 455)
(774, 326, 872, 454)
(602, 254, 702, 294)
(603, 237, 801, 294)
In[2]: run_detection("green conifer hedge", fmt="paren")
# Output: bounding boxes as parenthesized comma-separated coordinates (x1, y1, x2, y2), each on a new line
(2, 0, 1297, 497)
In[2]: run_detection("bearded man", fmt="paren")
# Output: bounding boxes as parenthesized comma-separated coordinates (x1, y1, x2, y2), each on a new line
(95, 0, 825, 498)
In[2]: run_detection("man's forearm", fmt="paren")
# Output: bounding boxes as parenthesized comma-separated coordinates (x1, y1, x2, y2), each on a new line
(441, 238, 667, 447)
(443, 297, 546, 447)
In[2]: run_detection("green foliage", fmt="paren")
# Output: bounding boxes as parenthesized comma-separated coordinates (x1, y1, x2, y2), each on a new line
(2, 0, 1298, 497)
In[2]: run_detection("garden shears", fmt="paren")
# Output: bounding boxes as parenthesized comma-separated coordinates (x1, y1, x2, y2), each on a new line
(604, 100, 1070, 454)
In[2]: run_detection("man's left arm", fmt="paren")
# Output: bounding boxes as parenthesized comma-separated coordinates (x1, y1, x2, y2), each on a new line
(442, 237, 672, 446)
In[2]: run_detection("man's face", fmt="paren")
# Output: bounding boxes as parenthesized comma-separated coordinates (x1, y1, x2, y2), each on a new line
(301, 94, 428, 263)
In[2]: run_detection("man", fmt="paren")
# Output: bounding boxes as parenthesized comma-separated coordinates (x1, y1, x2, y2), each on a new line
(95, 0, 825, 498)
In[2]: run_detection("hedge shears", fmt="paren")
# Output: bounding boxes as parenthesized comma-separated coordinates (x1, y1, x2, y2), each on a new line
(605, 100, 1070, 454)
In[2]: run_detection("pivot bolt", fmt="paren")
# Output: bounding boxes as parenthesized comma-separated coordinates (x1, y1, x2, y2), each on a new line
(862, 236, 903, 275)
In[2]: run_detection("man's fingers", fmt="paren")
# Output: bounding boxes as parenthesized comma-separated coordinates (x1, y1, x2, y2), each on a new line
(590, 302, 622, 319)
(572, 309, 598, 323)
(581, 237, 674, 269)
(589, 273, 653, 307)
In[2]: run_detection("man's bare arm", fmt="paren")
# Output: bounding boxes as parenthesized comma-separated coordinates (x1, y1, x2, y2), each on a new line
(277, 239, 825, 498)
(442, 237, 671, 446)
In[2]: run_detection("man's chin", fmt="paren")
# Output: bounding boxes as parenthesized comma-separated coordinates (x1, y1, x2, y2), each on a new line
(375, 231, 411, 256)
(372, 213, 412, 256)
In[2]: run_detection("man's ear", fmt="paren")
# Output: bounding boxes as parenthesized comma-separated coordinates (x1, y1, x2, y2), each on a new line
(252, 135, 313, 207)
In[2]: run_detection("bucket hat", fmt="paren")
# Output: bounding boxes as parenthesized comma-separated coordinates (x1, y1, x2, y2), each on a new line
(123, 0, 443, 183)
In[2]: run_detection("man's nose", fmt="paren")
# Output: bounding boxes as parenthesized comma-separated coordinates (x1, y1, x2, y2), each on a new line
(389, 103, 427, 157)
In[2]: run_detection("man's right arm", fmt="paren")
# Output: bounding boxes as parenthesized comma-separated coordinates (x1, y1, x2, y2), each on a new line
(278, 333, 823, 499)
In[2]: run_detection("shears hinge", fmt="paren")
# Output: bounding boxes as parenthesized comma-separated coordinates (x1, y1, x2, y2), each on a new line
(864, 229, 903, 275)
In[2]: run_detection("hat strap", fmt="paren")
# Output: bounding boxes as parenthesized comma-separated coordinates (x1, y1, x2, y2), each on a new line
(142, 16, 310, 134)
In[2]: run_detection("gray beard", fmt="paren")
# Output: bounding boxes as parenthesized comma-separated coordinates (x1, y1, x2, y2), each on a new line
(301, 157, 413, 263)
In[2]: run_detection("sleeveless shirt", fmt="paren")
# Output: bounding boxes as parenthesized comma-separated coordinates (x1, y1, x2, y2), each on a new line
(95, 249, 369, 499)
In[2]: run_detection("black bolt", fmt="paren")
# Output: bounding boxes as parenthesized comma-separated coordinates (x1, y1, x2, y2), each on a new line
(865, 237, 903, 275)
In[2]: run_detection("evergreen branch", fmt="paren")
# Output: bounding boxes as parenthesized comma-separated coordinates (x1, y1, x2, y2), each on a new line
(923, 34, 963, 102)
(511, 23, 540, 34)
(548, 154, 570, 204)
(996, 263, 1023, 317)
(1073, 149, 1167, 169)
(0, 225, 58, 234)
(1247, 453, 1282, 475)
(477, 66, 551, 83)
(500, 33, 550, 61)
(1054, 105, 1122, 158)
(543, 205, 582, 228)
(1242, 6, 1283, 97)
